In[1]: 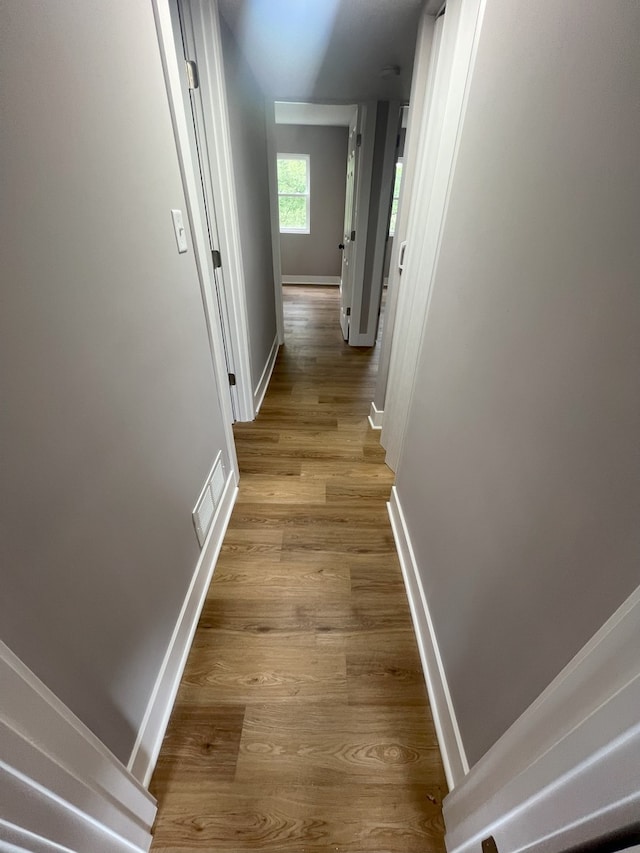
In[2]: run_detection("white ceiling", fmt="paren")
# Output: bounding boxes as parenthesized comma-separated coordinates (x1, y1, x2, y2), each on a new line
(218, 0, 425, 102)
(274, 102, 357, 126)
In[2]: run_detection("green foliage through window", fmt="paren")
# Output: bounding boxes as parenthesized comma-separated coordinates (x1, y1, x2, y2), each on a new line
(277, 155, 310, 232)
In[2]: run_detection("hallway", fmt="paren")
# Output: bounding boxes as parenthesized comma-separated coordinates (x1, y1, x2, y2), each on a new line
(149, 286, 447, 851)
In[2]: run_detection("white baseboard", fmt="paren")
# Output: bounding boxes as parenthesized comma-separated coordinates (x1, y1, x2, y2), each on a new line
(282, 275, 340, 286)
(253, 334, 279, 416)
(387, 487, 469, 790)
(443, 584, 640, 853)
(128, 472, 238, 787)
(368, 402, 384, 429)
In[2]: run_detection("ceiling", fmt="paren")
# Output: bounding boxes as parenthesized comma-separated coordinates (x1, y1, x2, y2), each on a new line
(218, 0, 426, 102)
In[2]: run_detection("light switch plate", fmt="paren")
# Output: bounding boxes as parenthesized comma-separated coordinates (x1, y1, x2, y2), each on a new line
(171, 208, 188, 253)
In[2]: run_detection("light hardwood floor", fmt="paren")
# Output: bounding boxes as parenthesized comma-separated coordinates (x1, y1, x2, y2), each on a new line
(149, 286, 447, 852)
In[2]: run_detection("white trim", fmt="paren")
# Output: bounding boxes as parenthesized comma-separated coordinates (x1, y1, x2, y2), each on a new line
(282, 275, 340, 286)
(368, 402, 383, 429)
(387, 487, 469, 790)
(253, 334, 280, 415)
(357, 100, 401, 348)
(0, 642, 155, 852)
(0, 821, 80, 853)
(382, 0, 484, 471)
(186, 0, 255, 421)
(128, 471, 238, 786)
(347, 102, 376, 346)
(0, 770, 146, 853)
(444, 585, 640, 853)
(265, 100, 285, 344)
(374, 10, 436, 413)
(151, 0, 239, 476)
(276, 152, 310, 234)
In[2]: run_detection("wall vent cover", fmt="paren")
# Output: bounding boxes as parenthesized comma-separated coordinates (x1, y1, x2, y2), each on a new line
(193, 485, 215, 547)
(210, 458, 225, 506)
(192, 454, 225, 548)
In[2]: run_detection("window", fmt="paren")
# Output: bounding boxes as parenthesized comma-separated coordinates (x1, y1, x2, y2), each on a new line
(277, 154, 310, 233)
(388, 158, 403, 237)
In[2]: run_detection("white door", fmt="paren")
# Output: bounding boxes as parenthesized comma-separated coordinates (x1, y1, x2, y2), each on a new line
(172, 0, 239, 419)
(339, 110, 359, 340)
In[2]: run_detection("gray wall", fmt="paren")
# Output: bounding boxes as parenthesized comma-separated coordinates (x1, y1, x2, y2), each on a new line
(220, 18, 277, 388)
(0, 0, 231, 762)
(275, 125, 348, 278)
(396, 0, 640, 767)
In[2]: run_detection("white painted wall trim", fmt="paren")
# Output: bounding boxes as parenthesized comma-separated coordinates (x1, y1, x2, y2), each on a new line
(0, 768, 147, 853)
(444, 585, 640, 853)
(282, 275, 340, 286)
(387, 486, 469, 789)
(0, 641, 155, 852)
(253, 334, 280, 415)
(128, 471, 238, 786)
(184, 0, 256, 421)
(1, 820, 92, 853)
(368, 402, 383, 429)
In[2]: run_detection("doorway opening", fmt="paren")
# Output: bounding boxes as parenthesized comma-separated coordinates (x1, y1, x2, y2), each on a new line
(271, 100, 403, 348)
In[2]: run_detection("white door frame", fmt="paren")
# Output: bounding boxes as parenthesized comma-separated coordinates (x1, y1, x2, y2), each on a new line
(152, 0, 239, 479)
(443, 585, 640, 853)
(381, 0, 482, 471)
(0, 641, 156, 852)
(373, 10, 437, 417)
(269, 99, 376, 348)
(350, 100, 401, 347)
(339, 108, 360, 340)
(346, 101, 376, 346)
(187, 0, 255, 421)
(264, 99, 285, 344)
(162, 0, 255, 422)
(174, 0, 242, 421)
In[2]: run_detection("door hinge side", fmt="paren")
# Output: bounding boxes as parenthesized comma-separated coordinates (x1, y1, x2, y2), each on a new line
(185, 59, 199, 90)
(228, 373, 236, 386)
(350, 230, 356, 242)
(212, 249, 222, 269)
(356, 133, 362, 147)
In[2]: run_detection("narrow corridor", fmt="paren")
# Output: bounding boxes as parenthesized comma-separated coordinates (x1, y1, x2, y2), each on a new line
(150, 286, 447, 852)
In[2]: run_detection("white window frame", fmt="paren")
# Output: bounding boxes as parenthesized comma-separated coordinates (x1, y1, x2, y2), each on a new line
(277, 153, 310, 234)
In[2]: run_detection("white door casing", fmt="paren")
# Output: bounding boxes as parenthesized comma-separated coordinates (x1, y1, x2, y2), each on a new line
(382, 0, 480, 471)
(339, 109, 359, 340)
(152, 0, 239, 477)
(172, 0, 240, 420)
(352, 100, 402, 348)
(346, 103, 376, 346)
(372, 10, 437, 415)
(177, 0, 256, 422)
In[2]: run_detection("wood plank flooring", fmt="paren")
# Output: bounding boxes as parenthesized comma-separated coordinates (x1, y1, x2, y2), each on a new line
(149, 286, 447, 852)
